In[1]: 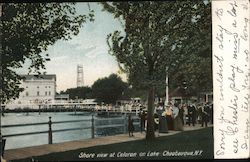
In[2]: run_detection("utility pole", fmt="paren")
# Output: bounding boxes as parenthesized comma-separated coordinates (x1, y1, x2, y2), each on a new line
(165, 66, 169, 106)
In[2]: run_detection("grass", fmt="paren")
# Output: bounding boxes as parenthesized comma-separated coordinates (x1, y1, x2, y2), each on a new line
(13, 127, 213, 162)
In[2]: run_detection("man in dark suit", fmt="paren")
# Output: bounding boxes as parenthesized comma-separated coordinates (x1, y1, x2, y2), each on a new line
(210, 103, 213, 124)
(201, 103, 210, 127)
(187, 103, 196, 126)
(139, 110, 146, 133)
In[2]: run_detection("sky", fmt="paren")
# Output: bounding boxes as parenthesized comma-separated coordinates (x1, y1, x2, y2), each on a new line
(17, 2, 126, 92)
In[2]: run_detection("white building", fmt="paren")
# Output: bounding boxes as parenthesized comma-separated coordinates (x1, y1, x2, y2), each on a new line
(6, 74, 57, 109)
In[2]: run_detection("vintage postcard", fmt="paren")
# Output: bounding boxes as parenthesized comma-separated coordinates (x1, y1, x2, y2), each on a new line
(0, 1, 249, 162)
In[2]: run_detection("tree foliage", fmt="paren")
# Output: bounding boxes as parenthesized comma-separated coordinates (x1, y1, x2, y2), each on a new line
(60, 86, 92, 100)
(101, 1, 211, 139)
(92, 74, 128, 104)
(103, 1, 211, 92)
(0, 3, 94, 103)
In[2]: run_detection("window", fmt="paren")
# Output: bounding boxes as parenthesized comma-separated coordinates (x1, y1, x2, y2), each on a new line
(48, 86, 51, 88)
(25, 92, 29, 96)
(37, 91, 39, 96)
(37, 86, 39, 88)
(26, 86, 28, 89)
(49, 91, 51, 96)
(45, 91, 47, 96)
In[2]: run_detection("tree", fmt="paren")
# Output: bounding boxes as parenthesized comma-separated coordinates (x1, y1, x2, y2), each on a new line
(123, 87, 148, 102)
(101, 1, 211, 139)
(92, 74, 128, 104)
(169, 53, 212, 97)
(60, 86, 92, 100)
(168, 1, 212, 97)
(0, 3, 94, 103)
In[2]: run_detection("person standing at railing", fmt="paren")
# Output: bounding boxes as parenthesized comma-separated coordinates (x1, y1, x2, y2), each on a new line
(128, 115, 134, 137)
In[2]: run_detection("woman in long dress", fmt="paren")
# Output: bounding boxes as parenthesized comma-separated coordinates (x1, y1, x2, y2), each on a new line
(165, 105, 174, 130)
(172, 103, 183, 131)
(158, 108, 168, 133)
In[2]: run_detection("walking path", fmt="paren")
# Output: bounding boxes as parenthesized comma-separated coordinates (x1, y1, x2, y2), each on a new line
(4, 124, 212, 161)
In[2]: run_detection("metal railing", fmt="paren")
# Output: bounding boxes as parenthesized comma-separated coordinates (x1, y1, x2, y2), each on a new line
(1, 115, 140, 145)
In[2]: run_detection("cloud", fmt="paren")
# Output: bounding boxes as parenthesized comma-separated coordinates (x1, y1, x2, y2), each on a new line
(51, 56, 68, 61)
(84, 45, 106, 59)
(75, 44, 96, 53)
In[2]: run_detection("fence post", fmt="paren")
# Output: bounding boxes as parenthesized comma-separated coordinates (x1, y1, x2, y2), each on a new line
(123, 114, 127, 134)
(0, 133, 6, 158)
(91, 115, 94, 138)
(48, 116, 53, 144)
(38, 105, 41, 115)
(1, 106, 5, 117)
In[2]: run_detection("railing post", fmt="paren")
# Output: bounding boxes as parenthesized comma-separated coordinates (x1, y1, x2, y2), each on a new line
(91, 115, 94, 138)
(0, 132, 6, 158)
(38, 105, 41, 115)
(48, 116, 53, 144)
(124, 114, 127, 134)
(1, 106, 5, 117)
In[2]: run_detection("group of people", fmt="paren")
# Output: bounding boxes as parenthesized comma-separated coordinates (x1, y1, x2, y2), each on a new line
(159, 102, 213, 129)
(127, 101, 213, 137)
(154, 102, 184, 131)
(179, 102, 213, 127)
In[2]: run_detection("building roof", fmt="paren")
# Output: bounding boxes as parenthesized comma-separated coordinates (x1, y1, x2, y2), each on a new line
(21, 74, 56, 81)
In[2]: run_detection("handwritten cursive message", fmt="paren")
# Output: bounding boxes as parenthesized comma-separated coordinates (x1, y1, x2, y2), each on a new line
(213, 0, 250, 159)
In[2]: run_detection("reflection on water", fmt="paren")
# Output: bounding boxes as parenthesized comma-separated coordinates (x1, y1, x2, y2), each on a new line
(1, 112, 138, 150)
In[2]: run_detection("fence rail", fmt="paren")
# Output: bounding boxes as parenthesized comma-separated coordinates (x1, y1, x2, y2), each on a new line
(96, 124, 124, 129)
(3, 130, 49, 138)
(51, 119, 91, 124)
(1, 115, 140, 145)
(52, 127, 92, 133)
(1, 122, 49, 128)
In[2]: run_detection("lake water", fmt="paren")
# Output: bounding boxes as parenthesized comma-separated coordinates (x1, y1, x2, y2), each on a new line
(1, 112, 139, 150)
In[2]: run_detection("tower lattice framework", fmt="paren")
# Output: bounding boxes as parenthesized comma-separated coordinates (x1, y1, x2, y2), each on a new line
(77, 64, 84, 87)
